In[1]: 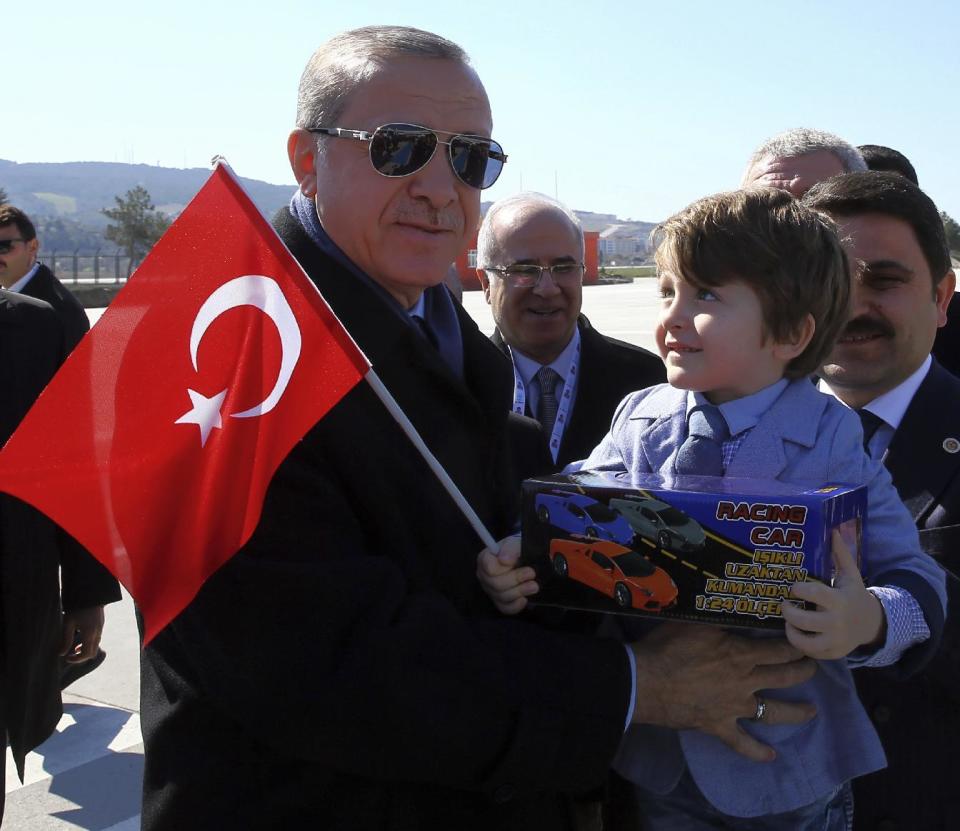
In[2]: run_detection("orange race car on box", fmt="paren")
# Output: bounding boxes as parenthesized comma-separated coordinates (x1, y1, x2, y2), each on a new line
(548, 538, 678, 612)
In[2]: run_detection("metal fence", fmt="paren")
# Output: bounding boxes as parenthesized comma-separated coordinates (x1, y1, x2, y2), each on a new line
(38, 251, 133, 285)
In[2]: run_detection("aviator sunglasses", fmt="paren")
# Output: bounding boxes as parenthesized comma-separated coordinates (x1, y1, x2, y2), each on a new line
(308, 123, 507, 190)
(0, 238, 26, 255)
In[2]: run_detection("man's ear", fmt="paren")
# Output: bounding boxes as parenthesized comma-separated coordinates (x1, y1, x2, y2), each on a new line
(477, 269, 492, 303)
(27, 237, 39, 262)
(936, 269, 956, 327)
(773, 313, 816, 362)
(287, 129, 319, 197)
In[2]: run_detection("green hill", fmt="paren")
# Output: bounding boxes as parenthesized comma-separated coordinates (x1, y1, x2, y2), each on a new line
(0, 159, 294, 246)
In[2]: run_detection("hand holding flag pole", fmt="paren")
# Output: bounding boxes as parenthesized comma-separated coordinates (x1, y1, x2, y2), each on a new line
(0, 160, 497, 644)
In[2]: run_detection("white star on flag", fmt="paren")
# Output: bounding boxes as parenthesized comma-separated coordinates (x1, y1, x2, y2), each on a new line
(176, 388, 228, 446)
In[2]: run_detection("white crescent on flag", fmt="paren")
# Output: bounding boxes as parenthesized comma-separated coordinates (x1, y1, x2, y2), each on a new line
(175, 274, 302, 446)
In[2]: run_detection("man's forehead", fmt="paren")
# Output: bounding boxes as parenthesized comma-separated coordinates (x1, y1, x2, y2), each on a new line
(495, 207, 583, 258)
(749, 151, 846, 196)
(832, 211, 927, 268)
(338, 57, 492, 134)
(0, 224, 22, 239)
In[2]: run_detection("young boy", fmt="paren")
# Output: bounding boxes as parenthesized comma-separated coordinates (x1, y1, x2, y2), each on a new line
(478, 188, 946, 829)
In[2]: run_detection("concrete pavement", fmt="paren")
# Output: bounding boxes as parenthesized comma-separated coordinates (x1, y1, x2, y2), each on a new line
(4, 279, 662, 829)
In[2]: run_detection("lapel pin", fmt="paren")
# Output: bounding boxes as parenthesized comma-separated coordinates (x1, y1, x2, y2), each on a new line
(943, 438, 960, 454)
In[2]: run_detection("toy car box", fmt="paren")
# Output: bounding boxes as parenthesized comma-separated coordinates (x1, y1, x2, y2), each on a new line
(520, 471, 866, 630)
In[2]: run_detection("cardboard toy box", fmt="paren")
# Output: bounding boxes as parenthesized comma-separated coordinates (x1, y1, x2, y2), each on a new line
(521, 471, 866, 630)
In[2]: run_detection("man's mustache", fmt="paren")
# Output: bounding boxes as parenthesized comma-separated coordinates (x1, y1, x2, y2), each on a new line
(839, 315, 895, 340)
(393, 202, 462, 233)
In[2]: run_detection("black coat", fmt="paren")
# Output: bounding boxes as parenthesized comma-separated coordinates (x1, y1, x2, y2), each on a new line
(492, 316, 665, 469)
(19, 264, 90, 353)
(139, 211, 631, 831)
(853, 360, 960, 831)
(932, 295, 960, 378)
(0, 290, 120, 784)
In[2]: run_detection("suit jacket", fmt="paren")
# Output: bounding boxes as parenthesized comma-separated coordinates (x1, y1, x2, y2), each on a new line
(19, 263, 90, 353)
(138, 210, 631, 831)
(932, 295, 959, 377)
(492, 316, 665, 470)
(853, 360, 960, 831)
(579, 379, 946, 817)
(0, 290, 120, 784)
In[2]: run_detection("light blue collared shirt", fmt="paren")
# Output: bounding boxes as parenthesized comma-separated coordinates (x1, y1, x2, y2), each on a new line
(510, 327, 581, 420)
(8, 262, 39, 293)
(819, 355, 932, 460)
(687, 379, 790, 470)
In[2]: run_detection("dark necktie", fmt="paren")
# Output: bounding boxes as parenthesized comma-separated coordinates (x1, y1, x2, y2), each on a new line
(535, 367, 561, 435)
(857, 408, 885, 454)
(412, 315, 438, 350)
(674, 404, 729, 476)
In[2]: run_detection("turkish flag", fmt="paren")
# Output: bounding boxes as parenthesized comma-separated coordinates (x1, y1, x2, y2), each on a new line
(0, 164, 370, 643)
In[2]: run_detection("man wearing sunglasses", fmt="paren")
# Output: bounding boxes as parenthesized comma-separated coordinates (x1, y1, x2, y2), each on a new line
(0, 206, 89, 352)
(478, 193, 664, 469)
(138, 26, 818, 831)
(0, 207, 108, 692)
(0, 285, 121, 825)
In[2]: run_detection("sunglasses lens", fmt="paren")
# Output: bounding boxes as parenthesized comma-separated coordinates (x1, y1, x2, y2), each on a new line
(0, 242, 13, 254)
(450, 137, 505, 189)
(370, 125, 437, 177)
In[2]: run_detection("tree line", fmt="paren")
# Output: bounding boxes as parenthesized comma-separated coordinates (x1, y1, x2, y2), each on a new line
(1, 184, 959, 266)
(0, 184, 169, 277)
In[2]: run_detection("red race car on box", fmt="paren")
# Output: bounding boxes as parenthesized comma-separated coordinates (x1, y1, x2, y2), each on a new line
(548, 538, 678, 611)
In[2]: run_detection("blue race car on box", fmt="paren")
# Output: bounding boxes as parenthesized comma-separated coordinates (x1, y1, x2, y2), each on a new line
(535, 491, 634, 545)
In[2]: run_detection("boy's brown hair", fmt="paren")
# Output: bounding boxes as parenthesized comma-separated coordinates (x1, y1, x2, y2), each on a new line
(652, 187, 850, 378)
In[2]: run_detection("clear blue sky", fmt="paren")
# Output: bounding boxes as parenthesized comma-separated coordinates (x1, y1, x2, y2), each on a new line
(6, 0, 959, 221)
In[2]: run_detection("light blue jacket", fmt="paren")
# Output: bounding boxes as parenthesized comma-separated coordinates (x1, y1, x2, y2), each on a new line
(577, 379, 947, 817)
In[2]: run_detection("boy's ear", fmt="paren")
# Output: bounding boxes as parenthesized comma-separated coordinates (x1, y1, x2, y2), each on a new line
(773, 313, 816, 362)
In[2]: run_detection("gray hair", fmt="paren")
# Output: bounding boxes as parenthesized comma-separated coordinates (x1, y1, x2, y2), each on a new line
(741, 128, 867, 185)
(477, 192, 584, 268)
(296, 26, 470, 130)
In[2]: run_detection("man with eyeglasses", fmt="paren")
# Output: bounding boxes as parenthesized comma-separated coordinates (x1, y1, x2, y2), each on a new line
(138, 26, 819, 831)
(0, 206, 90, 351)
(478, 193, 664, 469)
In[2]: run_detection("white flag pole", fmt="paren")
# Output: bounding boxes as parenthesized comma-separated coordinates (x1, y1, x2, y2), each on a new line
(364, 369, 501, 554)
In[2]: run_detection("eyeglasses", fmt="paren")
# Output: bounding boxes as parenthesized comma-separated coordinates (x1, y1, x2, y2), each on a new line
(484, 262, 585, 288)
(0, 238, 25, 255)
(307, 123, 507, 190)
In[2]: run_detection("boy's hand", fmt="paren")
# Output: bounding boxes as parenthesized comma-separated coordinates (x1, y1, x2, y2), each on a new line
(476, 536, 539, 615)
(781, 529, 886, 660)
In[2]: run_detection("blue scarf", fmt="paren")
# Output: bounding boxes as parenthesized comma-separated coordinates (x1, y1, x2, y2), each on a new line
(289, 191, 464, 378)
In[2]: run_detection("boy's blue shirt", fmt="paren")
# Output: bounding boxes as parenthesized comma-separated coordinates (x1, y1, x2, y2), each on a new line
(576, 378, 947, 818)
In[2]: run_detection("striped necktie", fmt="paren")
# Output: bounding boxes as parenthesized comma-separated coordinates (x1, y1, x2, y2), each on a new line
(535, 367, 561, 435)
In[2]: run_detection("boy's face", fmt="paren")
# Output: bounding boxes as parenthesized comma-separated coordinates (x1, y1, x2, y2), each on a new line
(656, 272, 796, 404)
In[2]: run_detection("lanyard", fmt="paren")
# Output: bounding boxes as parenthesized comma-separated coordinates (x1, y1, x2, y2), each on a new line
(510, 338, 581, 464)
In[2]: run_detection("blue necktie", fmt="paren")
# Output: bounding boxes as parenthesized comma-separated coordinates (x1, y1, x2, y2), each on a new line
(674, 404, 729, 476)
(536, 367, 561, 435)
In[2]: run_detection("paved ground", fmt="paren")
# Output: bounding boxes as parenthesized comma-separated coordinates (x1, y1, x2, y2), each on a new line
(5, 280, 662, 829)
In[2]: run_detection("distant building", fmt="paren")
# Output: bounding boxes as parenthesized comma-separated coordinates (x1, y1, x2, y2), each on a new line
(598, 223, 656, 264)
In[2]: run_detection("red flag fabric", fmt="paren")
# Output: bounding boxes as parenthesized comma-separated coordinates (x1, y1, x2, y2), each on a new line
(0, 165, 370, 643)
